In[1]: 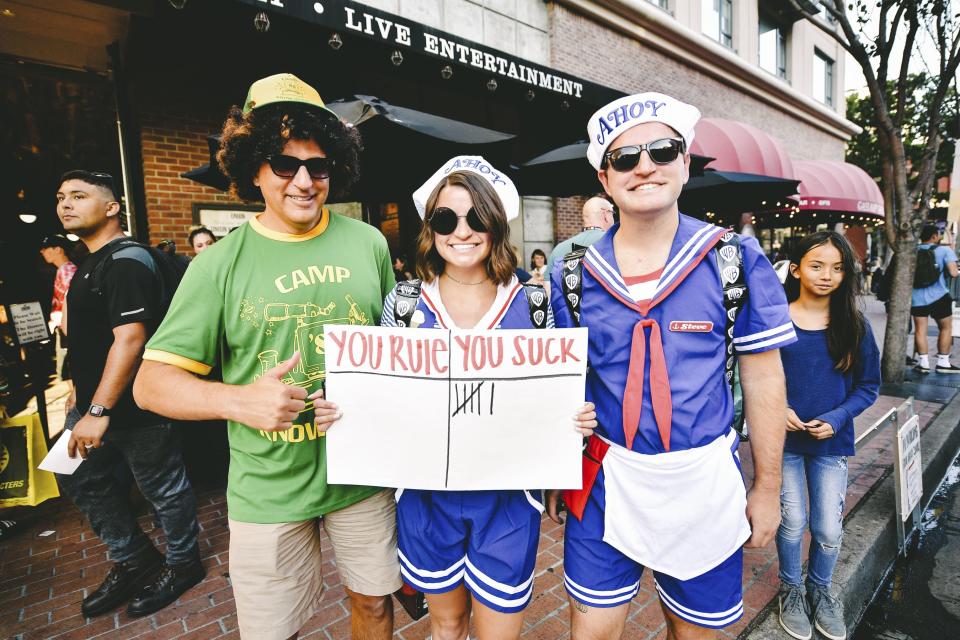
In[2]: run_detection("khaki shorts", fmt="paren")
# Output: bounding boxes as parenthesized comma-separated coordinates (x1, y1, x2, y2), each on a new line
(228, 489, 402, 640)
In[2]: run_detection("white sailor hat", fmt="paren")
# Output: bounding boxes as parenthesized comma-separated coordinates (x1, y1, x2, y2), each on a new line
(412, 155, 519, 222)
(586, 92, 701, 170)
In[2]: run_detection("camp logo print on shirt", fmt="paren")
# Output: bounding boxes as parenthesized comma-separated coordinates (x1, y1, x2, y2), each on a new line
(238, 286, 372, 446)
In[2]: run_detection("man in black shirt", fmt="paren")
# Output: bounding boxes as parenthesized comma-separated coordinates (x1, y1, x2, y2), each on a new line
(55, 170, 203, 619)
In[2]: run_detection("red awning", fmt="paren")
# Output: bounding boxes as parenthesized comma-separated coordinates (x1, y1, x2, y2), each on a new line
(794, 160, 884, 218)
(690, 118, 796, 179)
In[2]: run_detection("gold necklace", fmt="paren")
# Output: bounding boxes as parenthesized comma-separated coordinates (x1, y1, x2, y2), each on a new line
(444, 272, 488, 286)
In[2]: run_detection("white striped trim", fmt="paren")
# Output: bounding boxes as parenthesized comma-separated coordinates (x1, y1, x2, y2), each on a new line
(585, 246, 633, 300)
(464, 557, 534, 595)
(564, 574, 640, 597)
(120, 307, 145, 316)
(734, 328, 797, 353)
(655, 580, 744, 627)
(394, 488, 404, 502)
(655, 224, 721, 295)
(400, 565, 465, 591)
(733, 322, 795, 344)
(380, 289, 398, 327)
(523, 490, 545, 514)
(464, 572, 534, 609)
(626, 279, 659, 303)
(398, 550, 464, 579)
(564, 576, 638, 606)
(657, 223, 718, 285)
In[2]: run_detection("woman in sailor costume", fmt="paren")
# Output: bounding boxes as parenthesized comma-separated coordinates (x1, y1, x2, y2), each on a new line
(381, 156, 597, 640)
(546, 94, 795, 640)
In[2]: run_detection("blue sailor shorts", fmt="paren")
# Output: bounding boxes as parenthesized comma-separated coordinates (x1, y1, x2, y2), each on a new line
(563, 465, 745, 629)
(396, 488, 543, 613)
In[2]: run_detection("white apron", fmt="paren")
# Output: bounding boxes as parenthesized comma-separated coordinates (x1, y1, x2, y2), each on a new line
(600, 430, 751, 580)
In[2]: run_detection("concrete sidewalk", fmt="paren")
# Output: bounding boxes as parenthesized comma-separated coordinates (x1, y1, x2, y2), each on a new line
(3, 296, 959, 639)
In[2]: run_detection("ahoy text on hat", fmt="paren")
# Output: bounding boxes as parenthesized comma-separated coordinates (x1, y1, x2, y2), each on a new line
(586, 92, 701, 170)
(412, 155, 520, 222)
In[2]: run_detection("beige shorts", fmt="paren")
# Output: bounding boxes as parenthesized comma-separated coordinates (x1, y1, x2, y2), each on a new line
(228, 489, 402, 640)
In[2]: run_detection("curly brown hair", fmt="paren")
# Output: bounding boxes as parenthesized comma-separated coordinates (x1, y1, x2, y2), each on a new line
(414, 172, 517, 286)
(217, 102, 362, 202)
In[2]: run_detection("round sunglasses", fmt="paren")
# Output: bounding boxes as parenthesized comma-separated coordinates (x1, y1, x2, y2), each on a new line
(602, 138, 685, 172)
(428, 207, 487, 235)
(266, 155, 333, 180)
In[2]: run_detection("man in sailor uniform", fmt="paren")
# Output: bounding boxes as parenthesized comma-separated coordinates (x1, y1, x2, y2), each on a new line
(546, 93, 795, 639)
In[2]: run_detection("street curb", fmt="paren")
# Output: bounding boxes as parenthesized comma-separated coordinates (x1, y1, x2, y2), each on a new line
(738, 389, 960, 640)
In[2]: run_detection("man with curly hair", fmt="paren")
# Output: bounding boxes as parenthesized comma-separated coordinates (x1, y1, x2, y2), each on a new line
(134, 74, 401, 639)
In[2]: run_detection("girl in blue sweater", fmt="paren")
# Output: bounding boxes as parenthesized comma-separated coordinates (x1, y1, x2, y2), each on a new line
(776, 231, 880, 640)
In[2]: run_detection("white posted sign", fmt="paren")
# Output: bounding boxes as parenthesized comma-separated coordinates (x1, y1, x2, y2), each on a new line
(324, 326, 588, 490)
(9, 302, 49, 345)
(895, 415, 923, 519)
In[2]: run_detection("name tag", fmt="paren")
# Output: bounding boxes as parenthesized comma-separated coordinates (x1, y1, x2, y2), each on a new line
(668, 321, 713, 333)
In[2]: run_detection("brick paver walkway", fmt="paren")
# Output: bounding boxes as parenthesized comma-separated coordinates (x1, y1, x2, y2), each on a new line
(1, 389, 940, 640)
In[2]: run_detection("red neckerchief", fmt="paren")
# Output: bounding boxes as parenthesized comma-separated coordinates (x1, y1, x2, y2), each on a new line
(582, 225, 727, 451)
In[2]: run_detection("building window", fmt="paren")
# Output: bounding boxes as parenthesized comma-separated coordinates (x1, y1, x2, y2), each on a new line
(758, 12, 788, 79)
(813, 49, 834, 106)
(702, 0, 733, 48)
(648, 0, 669, 10)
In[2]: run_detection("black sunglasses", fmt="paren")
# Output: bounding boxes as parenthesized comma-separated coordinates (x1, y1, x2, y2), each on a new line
(602, 138, 685, 172)
(428, 207, 487, 235)
(266, 155, 333, 180)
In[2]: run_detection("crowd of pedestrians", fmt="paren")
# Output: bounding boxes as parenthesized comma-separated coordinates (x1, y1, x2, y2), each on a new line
(36, 73, 896, 640)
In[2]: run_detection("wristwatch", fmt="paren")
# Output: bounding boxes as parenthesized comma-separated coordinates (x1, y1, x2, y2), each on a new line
(88, 404, 111, 417)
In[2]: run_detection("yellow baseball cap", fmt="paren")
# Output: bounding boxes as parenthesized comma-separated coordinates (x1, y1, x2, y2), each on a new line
(242, 73, 339, 119)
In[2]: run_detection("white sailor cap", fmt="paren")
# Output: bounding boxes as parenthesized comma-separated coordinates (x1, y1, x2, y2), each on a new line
(412, 155, 519, 221)
(586, 92, 701, 170)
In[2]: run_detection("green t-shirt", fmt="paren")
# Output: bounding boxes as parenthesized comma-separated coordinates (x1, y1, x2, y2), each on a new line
(144, 211, 395, 523)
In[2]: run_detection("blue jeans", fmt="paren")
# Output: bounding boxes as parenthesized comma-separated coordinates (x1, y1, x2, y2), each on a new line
(56, 408, 200, 565)
(776, 452, 847, 588)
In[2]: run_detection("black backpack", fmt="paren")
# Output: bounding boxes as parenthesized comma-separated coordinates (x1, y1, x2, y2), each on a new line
(89, 238, 188, 318)
(559, 232, 750, 440)
(914, 246, 940, 288)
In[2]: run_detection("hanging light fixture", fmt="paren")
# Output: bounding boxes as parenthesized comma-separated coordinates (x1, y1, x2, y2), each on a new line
(391, 50, 404, 66)
(328, 33, 343, 50)
(254, 11, 270, 32)
(440, 65, 453, 80)
(525, 89, 536, 102)
(486, 78, 498, 92)
(169, 0, 187, 8)
(560, 100, 570, 111)
(18, 213, 36, 224)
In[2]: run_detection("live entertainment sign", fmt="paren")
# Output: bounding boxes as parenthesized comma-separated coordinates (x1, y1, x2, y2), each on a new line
(236, 0, 615, 103)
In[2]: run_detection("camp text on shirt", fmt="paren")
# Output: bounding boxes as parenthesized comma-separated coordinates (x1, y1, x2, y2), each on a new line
(275, 264, 352, 293)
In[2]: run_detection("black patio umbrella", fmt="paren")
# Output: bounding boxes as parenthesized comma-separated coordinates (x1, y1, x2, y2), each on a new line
(516, 141, 714, 197)
(180, 134, 229, 191)
(325, 95, 516, 201)
(180, 96, 517, 201)
(678, 170, 800, 218)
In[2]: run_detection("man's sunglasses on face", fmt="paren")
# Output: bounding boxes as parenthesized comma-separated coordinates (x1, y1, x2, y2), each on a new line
(602, 138, 685, 172)
(266, 155, 333, 180)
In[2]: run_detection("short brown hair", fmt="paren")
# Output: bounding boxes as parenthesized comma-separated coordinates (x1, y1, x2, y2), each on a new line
(414, 172, 517, 286)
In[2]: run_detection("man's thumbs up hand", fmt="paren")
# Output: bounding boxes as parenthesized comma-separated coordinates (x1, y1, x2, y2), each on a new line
(231, 352, 309, 431)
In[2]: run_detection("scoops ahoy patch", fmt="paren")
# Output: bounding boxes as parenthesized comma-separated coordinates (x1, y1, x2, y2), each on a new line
(668, 321, 713, 333)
